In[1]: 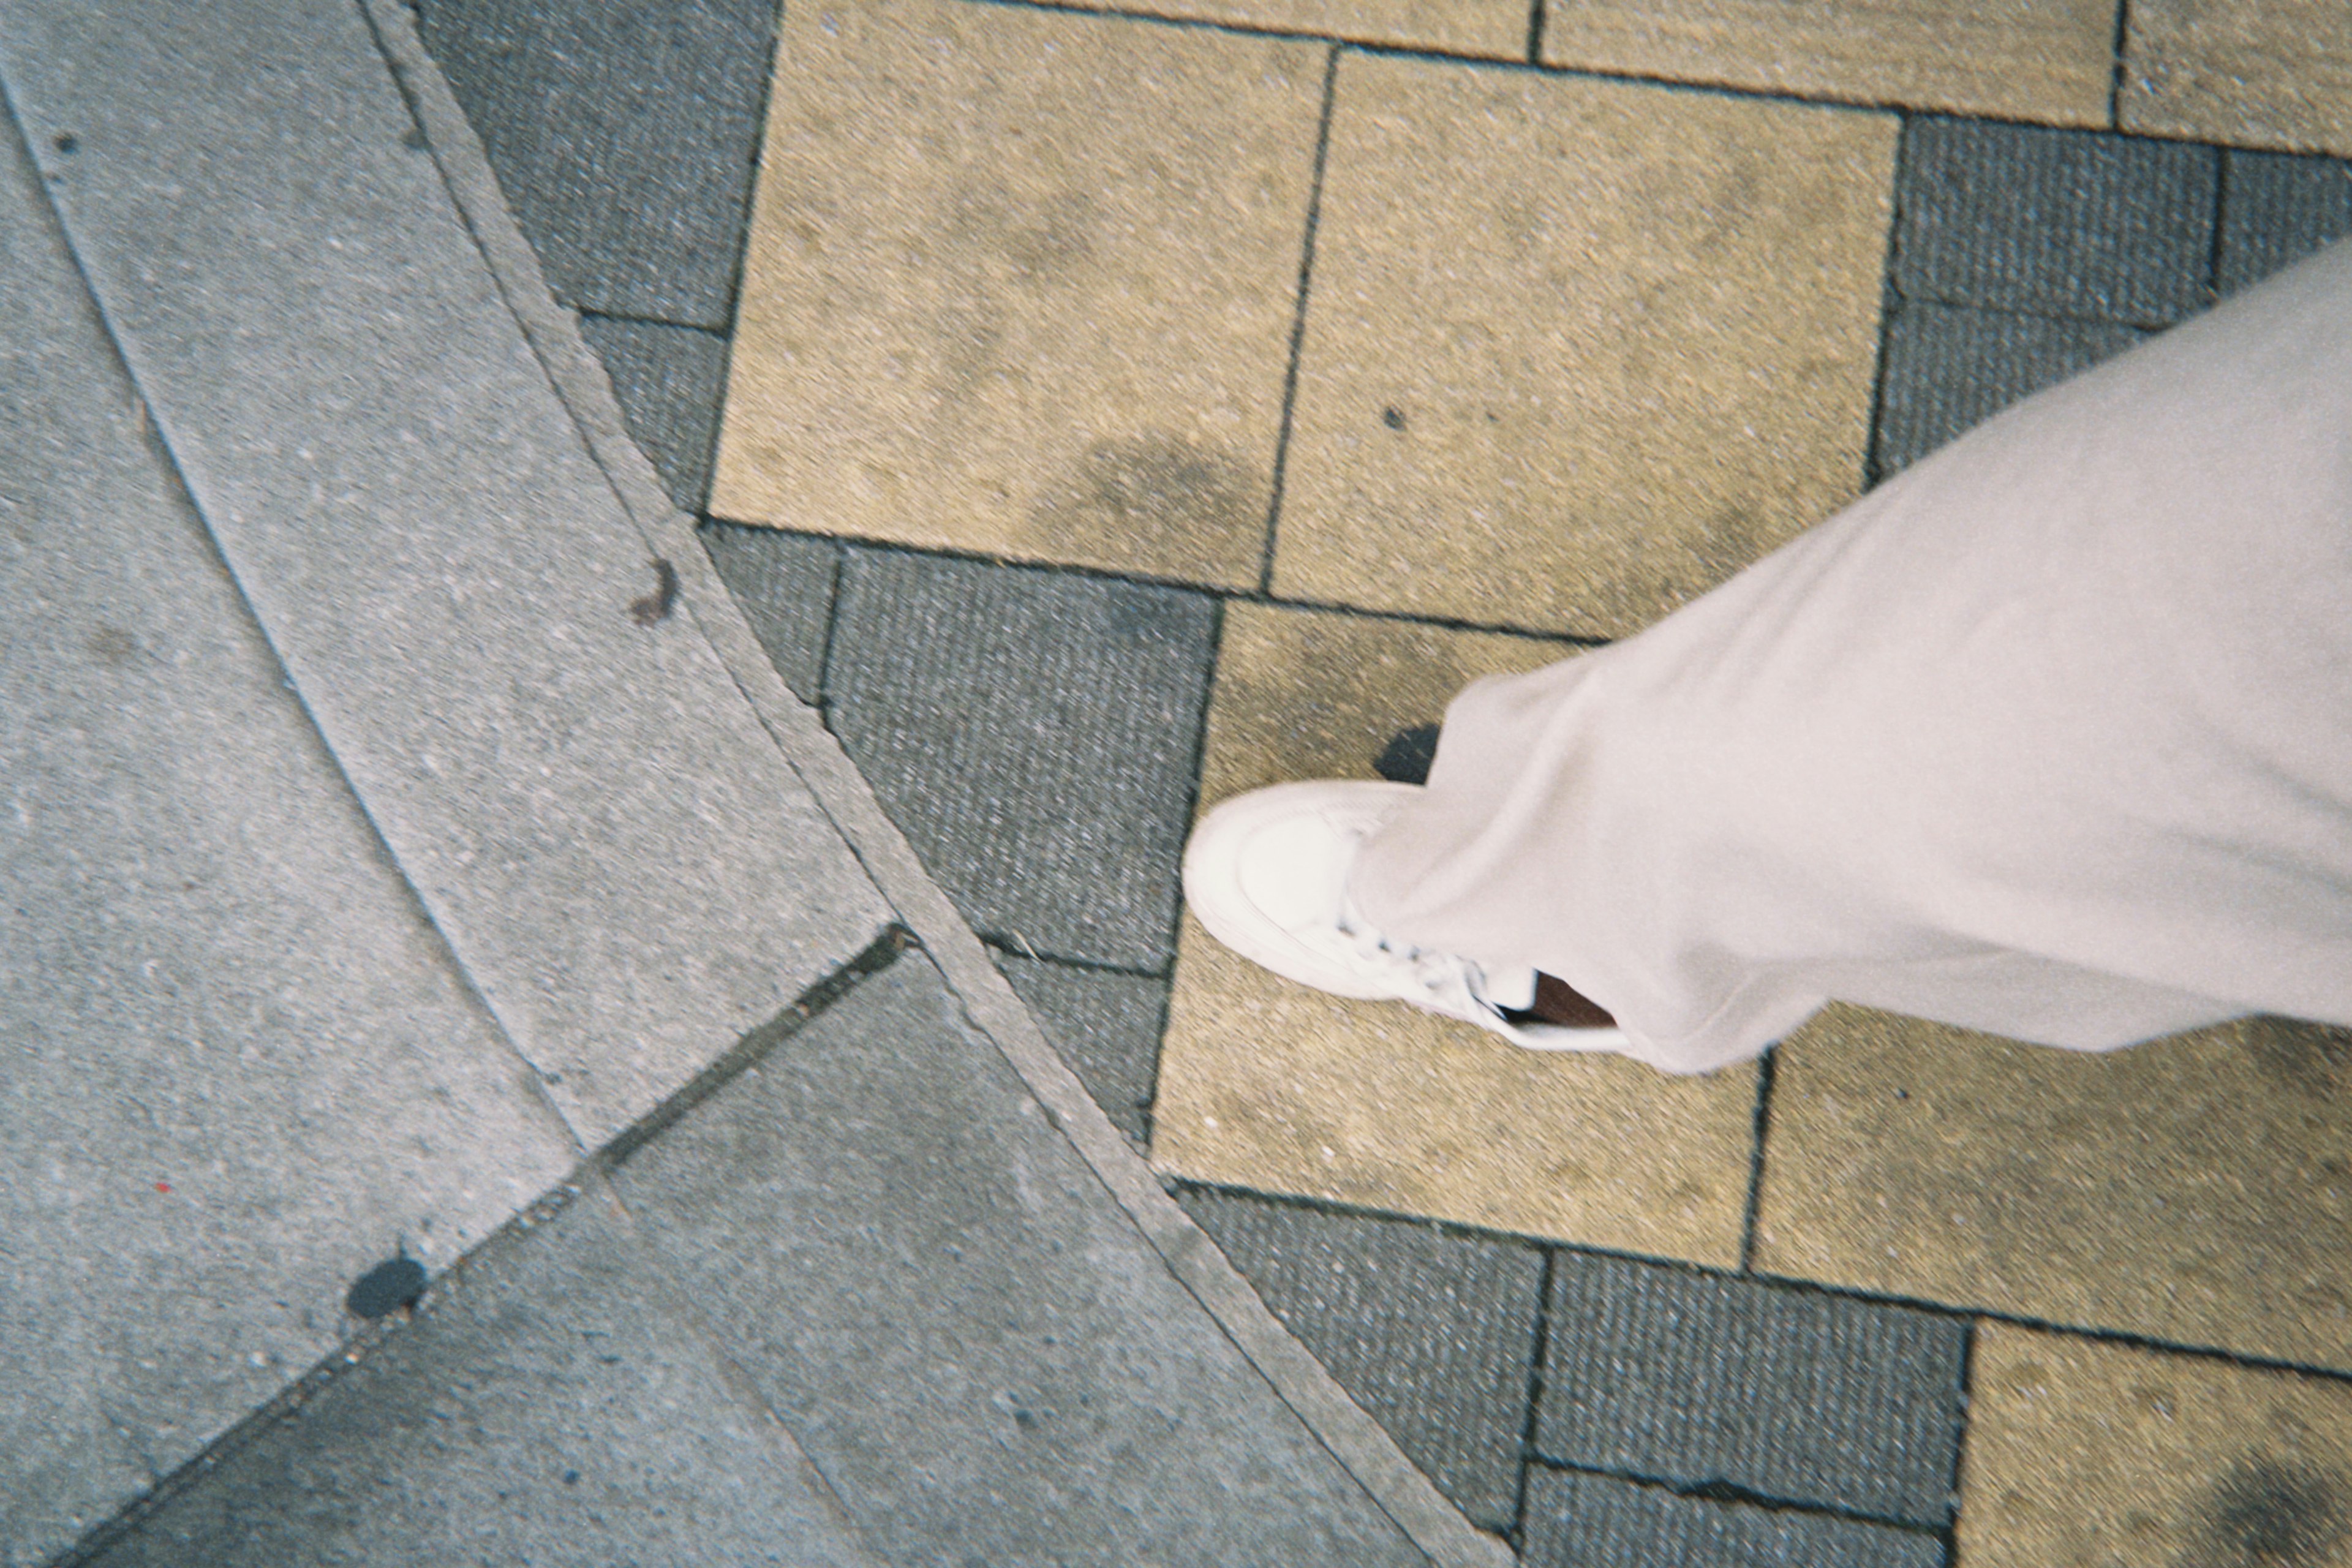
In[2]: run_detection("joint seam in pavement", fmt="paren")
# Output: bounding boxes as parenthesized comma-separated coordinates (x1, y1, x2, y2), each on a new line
(1510, 1246, 1558, 1551)
(1736, 1046, 1777, 1272)
(1526, 1458, 1954, 1541)
(364, 3, 1510, 1561)
(1255, 42, 1339, 598)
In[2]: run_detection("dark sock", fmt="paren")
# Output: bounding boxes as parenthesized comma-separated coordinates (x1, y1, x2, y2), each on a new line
(1507, 971, 1616, 1029)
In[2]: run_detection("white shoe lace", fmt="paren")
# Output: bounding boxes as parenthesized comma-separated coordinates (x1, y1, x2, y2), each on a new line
(1333, 899, 1501, 1025)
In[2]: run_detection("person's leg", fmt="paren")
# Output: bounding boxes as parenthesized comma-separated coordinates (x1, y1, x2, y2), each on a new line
(1205, 239, 2352, 1075)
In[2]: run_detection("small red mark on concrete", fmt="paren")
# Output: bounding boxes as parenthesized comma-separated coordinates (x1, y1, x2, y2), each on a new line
(155, 1182, 172, 1194)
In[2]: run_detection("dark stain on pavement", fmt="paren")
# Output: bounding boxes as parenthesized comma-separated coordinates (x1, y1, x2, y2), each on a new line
(2244, 1017, 2352, 1100)
(2185, 1455, 2350, 1567)
(346, 1254, 428, 1319)
(1030, 433, 1257, 569)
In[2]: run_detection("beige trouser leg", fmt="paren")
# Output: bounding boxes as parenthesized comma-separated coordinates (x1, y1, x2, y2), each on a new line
(1351, 240, 2352, 1075)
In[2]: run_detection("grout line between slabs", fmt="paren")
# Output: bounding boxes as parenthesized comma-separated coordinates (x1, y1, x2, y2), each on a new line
(1257, 42, 1339, 598)
(1525, 1457, 1954, 1540)
(1736, 1045, 1777, 1272)
(1510, 1247, 1557, 1552)
(370, 5, 1512, 1561)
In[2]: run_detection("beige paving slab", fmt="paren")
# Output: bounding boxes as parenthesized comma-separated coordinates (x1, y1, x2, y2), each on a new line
(1959, 1323, 2352, 1568)
(1273, 56, 1894, 639)
(1151, 603, 1758, 1264)
(1539, 0, 2114, 125)
(2122, 0, 2352, 158)
(1079, 0, 1526, 58)
(712, 0, 1326, 587)
(1754, 1007, 2352, 1370)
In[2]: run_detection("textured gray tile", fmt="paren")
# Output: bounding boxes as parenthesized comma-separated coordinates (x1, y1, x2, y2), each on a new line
(1177, 1189, 1542, 1533)
(579, 314, 728, 511)
(1537, 1254, 1966, 1526)
(1894, 118, 2217, 325)
(609, 954, 1430, 1565)
(76, 1193, 876, 1568)
(0, 0, 891, 1149)
(824, 550, 1218, 972)
(1521, 1468, 1945, 1568)
(2219, 151, 2352, 298)
(1875, 302, 2146, 474)
(0, 107, 575, 1567)
(699, 522, 837, 702)
(994, 952, 1166, 1150)
(417, 0, 775, 328)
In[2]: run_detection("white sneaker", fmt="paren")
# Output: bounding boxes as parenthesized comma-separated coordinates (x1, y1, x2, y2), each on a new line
(1182, 780, 1629, 1053)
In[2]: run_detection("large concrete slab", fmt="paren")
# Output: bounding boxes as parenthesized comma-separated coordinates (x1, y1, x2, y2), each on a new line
(2123, 0, 2352, 159)
(1153, 605, 1759, 1264)
(711, 0, 1325, 587)
(0, 0, 892, 1149)
(608, 950, 1434, 1564)
(72, 1187, 878, 1568)
(1085, 0, 1526, 57)
(1538, 0, 2113, 125)
(0, 111, 575, 1567)
(1180, 1188, 1545, 1533)
(1537, 1253, 1967, 1526)
(415, 0, 777, 328)
(1755, 1007, 2352, 1370)
(1273, 56, 1894, 638)
(1959, 1324, 2352, 1567)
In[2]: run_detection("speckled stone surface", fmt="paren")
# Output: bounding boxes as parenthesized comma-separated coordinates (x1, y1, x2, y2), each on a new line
(712, 0, 1324, 586)
(1153, 605, 1758, 1264)
(1274, 55, 1893, 638)
(1755, 1008, 2352, 1370)
(1179, 1188, 1544, 1532)
(578, 314, 729, 513)
(1538, 1252, 1968, 1525)
(1520, 1467, 1946, 1567)
(2123, 0, 2352, 159)
(1874, 303, 2144, 475)
(1084, 0, 1525, 56)
(1539, 0, 2113, 126)
(995, 951, 1169, 1150)
(2218, 151, 2352, 298)
(698, 522, 839, 703)
(1958, 1324, 2352, 1568)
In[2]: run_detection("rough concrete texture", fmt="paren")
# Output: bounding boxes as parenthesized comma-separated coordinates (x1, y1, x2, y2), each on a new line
(578, 314, 729, 512)
(1084, 0, 1526, 57)
(73, 1188, 879, 1568)
(698, 521, 838, 703)
(1959, 1324, 2352, 1568)
(1275, 55, 1893, 638)
(1539, 0, 2113, 125)
(1894, 118, 2218, 325)
(1179, 1188, 1545, 1532)
(2219, 151, 2352, 298)
(0, 0, 892, 1148)
(609, 952, 1432, 1565)
(1155, 603, 1757, 1262)
(1539, 1253, 1967, 1526)
(415, 0, 776, 327)
(824, 548, 1218, 973)
(995, 951, 1167, 1150)
(0, 113, 575, 1567)
(712, 0, 1325, 587)
(1755, 1007, 2352, 1370)
(1521, 1468, 1945, 1568)
(2123, 0, 2352, 158)
(1874, 303, 2144, 475)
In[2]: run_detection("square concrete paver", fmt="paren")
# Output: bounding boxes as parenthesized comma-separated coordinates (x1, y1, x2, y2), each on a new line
(1085, 0, 1525, 57)
(1959, 1324, 2352, 1568)
(1539, 0, 2114, 126)
(1152, 605, 1758, 1263)
(1273, 56, 1894, 639)
(712, 0, 1325, 587)
(1754, 1008, 2352, 1371)
(2123, 0, 2352, 159)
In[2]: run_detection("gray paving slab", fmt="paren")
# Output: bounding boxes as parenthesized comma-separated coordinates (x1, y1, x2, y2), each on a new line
(2219, 151, 2352, 298)
(578, 314, 729, 513)
(71, 1187, 876, 1568)
(1893, 118, 2217, 326)
(415, 0, 775, 329)
(1520, 1469, 1945, 1568)
(825, 548, 1219, 973)
(0, 0, 891, 1150)
(1537, 1254, 1967, 1527)
(1176, 1189, 1544, 1534)
(698, 522, 838, 703)
(1874, 301, 2147, 475)
(608, 949, 1432, 1564)
(994, 950, 1167, 1150)
(0, 111, 576, 1567)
